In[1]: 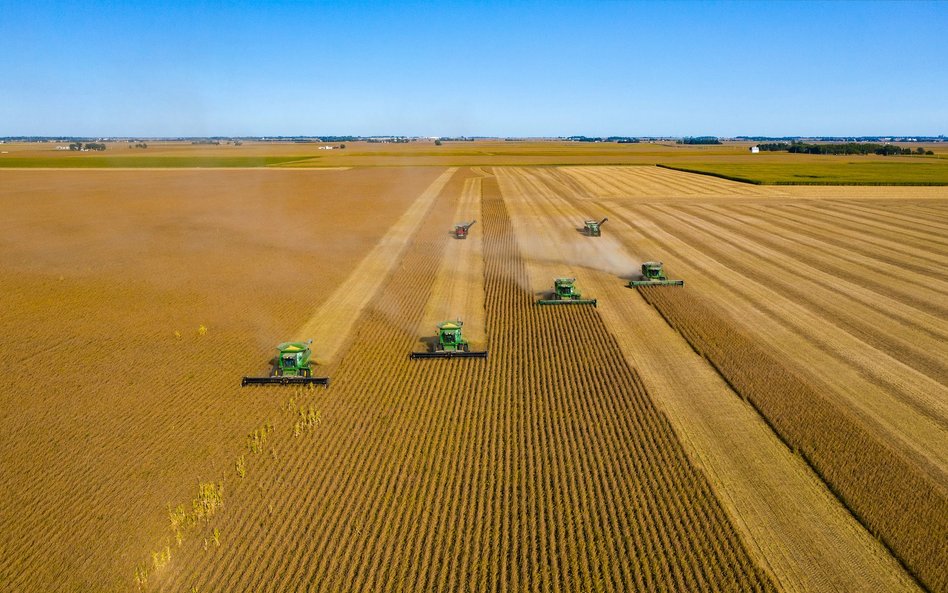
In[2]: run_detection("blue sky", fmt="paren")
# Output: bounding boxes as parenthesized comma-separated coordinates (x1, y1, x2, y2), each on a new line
(1, 1, 945, 136)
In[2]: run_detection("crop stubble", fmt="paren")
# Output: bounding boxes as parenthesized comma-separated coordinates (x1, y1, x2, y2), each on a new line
(494, 166, 925, 593)
(545, 165, 947, 591)
(640, 286, 947, 593)
(417, 174, 487, 347)
(604, 202, 948, 477)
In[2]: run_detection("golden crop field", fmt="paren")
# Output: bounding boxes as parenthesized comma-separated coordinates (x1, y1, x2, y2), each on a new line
(1, 157, 945, 592)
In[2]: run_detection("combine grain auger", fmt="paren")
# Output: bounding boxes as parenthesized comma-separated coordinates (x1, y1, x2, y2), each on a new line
(627, 261, 684, 287)
(454, 220, 476, 239)
(241, 340, 330, 387)
(410, 320, 488, 360)
(536, 277, 597, 306)
(582, 218, 608, 237)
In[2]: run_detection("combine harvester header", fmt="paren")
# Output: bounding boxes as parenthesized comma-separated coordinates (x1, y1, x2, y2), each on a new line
(242, 340, 330, 386)
(627, 262, 684, 287)
(536, 277, 597, 306)
(410, 320, 488, 359)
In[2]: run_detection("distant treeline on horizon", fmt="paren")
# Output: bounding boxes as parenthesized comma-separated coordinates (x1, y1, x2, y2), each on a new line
(758, 141, 936, 156)
(738, 135, 946, 142)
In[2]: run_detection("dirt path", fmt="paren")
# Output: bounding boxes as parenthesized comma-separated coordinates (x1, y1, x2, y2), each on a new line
(294, 168, 457, 362)
(495, 166, 922, 593)
(418, 174, 486, 348)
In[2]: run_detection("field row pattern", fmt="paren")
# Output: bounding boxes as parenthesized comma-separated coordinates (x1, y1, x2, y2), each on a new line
(157, 171, 776, 592)
(638, 287, 948, 593)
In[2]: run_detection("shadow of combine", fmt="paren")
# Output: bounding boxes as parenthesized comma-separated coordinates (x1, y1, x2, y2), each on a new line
(417, 335, 441, 353)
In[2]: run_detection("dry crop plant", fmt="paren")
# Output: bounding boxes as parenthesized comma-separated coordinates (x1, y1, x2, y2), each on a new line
(639, 286, 948, 593)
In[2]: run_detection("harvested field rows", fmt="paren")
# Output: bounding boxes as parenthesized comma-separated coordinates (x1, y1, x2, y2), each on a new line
(561, 165, 787, 199)
(600, 202, 948, 476)
(418, 175, 487, 348)
(737, 203, 948, 279)
(2, 163, 943, 593)
(693, 203, 948, 317)
(493, 167, 925, 593)
(645, 204, 948, 383)
(155, 170, 776, 593)
(508, 165, 947, 591)
(639, 286, 947, 593)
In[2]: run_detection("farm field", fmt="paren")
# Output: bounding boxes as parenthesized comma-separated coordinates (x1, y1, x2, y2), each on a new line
(1, 161, 945, 592)
(0, 166, 445, 591)
(2, 140, 946, 185)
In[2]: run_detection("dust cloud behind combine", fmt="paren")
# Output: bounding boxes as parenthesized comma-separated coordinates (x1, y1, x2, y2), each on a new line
(495, 168, 642, 294)
(294, 168, 457, 363)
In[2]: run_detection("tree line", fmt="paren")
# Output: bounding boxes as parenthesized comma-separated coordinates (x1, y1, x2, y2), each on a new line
(758, 141, 934, 156)
(677, 137, 721, 145)
(69, 142, 106, 151)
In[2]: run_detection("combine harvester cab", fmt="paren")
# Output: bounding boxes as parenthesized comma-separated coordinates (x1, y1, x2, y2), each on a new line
(627, 261, 684, 287)
(410, 320, 488, 360)
(453, 220, 476, 239)
(536, 277, 597, 306)
(582, 218, 607, 237)
(242, 340, 330, 387)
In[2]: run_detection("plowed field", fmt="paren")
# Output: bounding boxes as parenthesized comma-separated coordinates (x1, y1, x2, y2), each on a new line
(1, 164, 944, 592)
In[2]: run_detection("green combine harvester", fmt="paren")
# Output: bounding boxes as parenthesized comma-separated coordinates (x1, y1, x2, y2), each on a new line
(583, 218, 608, 237)
(536, 277, 597, 306)
(627, 261, 684, 287)
(410, 320, 488, 359)
(241, 340, 330, 386)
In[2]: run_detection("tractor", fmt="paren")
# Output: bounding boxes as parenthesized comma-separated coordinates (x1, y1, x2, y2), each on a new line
(410, 320, 488, 359)
(241, 340, 330, 386)
(627, 261, 684, 287)
(536, 277, 597, 306)
(582, 218, 608, 237)
(454, 220, 476, 239)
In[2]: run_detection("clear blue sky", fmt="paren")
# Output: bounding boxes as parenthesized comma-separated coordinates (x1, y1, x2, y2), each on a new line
(1, 1, 945, 137)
